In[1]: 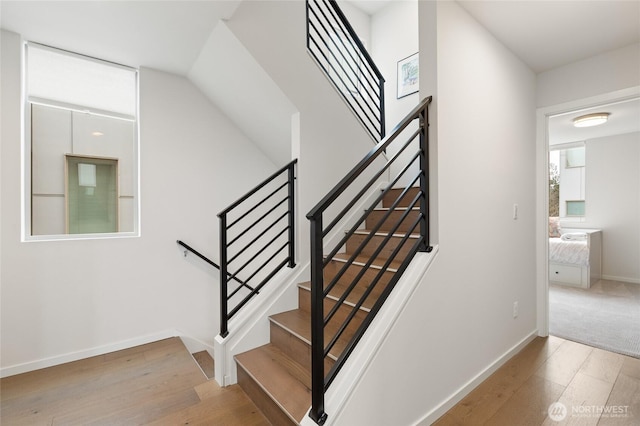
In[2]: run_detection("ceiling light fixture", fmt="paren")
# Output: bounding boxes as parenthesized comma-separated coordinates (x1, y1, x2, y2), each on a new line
(573, 112, 610, 128)
(91, 131, 104, 137)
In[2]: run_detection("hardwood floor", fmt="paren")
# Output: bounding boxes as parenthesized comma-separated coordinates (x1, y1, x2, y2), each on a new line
(0, 337, 269, 425)
(1, 336, 638, 425)
(434, 335, 640, 426)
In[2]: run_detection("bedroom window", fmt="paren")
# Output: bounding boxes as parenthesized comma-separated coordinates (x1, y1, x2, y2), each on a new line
(566, 200, 586, 217)
(24, 43, 139, 240)
(550, 143, 586, 220)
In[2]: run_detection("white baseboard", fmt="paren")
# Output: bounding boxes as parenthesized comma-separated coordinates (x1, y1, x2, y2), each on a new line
(415, 329, 539, 426)
(601, 274, 640, 285)
(0, 328, 200, 378)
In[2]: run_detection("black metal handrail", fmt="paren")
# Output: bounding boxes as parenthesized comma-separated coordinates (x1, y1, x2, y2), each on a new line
(306, 97, 432, 424)
(306, 0, 386, 140)
(176, 240, 253, 292)
(218, 159, 297, 338)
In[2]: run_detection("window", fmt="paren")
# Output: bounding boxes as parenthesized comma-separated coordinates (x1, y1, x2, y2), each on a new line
(565, 147, 585, 168)
(66, 155, 118, 234)
(549, 143, 586, 220)
(566, 200, 586, 217)
(25, 43, 138, 240)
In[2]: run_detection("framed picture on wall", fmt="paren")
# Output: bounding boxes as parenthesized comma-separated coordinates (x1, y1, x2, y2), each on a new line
(397, 52, 419, 99)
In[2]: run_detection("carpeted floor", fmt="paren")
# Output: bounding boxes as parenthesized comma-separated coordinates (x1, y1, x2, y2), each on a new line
(549, 279, 640, 358)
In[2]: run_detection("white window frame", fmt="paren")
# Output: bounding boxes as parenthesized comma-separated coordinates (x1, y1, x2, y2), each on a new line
(22, 43, 140, 242)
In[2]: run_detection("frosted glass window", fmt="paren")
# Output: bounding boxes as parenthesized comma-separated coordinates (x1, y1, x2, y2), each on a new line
(565, 147, 585, 168)
(67, 156, 118, 234)
(566, 200, 585, 217)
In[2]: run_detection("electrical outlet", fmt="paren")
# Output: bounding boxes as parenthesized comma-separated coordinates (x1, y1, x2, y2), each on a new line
(513, 301, 519, 318)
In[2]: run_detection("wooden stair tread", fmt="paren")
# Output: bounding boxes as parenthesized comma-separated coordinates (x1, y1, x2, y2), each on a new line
(298, 278, 389, 312)
(331, 253, 404, 271)
(270, 309, 358, 361)
(382, 187, 421, 208)
(373, 206, 419, 211)
(191, 350, 214, 380)
(352, 229, 420, 238)
(235, 344, 310, 423)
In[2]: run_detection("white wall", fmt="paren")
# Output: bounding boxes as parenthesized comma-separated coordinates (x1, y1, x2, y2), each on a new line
(561, 132, 640, 283)
(226, 0, 387, 266)
(332, 2, 537, 424)
(371, 0, 419, 132)
(188, 21, 297, 167)
(338, 1, 371, 49)
(0, 29, 277, 375)
(537, 43, 640, 107)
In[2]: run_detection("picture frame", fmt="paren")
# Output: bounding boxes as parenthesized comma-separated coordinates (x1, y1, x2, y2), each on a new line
(397, 52, 419, 99)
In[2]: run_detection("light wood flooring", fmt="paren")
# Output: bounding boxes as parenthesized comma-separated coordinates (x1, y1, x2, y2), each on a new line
(1, 335, 638, 425)
(0, 337, 269, 425)
(435, 335, 640, 426)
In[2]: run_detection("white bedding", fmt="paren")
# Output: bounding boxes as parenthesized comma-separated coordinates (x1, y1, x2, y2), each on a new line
(549, 237, 590, 267)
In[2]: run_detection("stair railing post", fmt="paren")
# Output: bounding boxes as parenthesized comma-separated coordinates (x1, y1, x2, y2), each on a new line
(379, 79, 386, 139)
(287, 161, 296, 268)
(309, 212, 327, 425)
(418, 102, 430, 252)
(219, 213, 229, 338)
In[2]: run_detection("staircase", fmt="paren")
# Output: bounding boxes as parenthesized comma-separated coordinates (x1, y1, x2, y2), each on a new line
(234, 187, 421, 425)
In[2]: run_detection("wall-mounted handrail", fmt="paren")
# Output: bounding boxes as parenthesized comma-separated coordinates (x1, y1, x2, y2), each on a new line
(306, 97, 432, 424)
(306, 0, 386, 140)
(218, 159, 297, 338)
(176, 240, 253, 291)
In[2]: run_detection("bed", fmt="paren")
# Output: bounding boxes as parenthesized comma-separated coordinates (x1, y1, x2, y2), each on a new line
(548, 223, 602, 288)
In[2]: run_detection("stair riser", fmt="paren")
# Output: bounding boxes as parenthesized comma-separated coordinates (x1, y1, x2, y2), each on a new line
(299, 275, 389, 314)
(383, 187, 421, 208)
(346, 233, 417, 260)
(269, 321, 334, 375)
(298, 287, 369, 324)
(324, 259, 393, 284)
(366, 209, 420, 233)
(236, 364, 298, 426)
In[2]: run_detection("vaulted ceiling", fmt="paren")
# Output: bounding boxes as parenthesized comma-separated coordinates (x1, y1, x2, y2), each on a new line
(2, 1, 638, 77)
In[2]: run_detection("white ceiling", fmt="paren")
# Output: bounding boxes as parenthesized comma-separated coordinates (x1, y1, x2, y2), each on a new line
(0, 1, 240, 75)
(549, 97, 640, 146)
(458, 0, 640, 73)
(3, 1, 638, 77)
(350, 0, 640, 73)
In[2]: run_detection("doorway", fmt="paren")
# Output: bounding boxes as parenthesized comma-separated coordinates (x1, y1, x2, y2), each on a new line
(536, 88, 640, 357)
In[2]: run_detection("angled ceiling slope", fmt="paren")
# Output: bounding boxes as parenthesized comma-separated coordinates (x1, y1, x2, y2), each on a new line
(0, 0, 240, 75)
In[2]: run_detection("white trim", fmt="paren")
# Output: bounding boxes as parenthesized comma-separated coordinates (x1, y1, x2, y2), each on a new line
(601, 275, 640, 285)
(535, 86, 640, 337)
(414, 330, 538, 426)
(214, 263, 306, 386)
(29, 97, 135, 122)
(0, 329, 179, 378)
(27, 41, 135, 71)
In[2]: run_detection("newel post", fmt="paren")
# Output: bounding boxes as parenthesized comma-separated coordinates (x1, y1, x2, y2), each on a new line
(308, 212, 327, 424)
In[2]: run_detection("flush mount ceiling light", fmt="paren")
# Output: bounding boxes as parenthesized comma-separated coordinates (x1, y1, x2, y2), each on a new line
(573, 112, 610, 128)
(91, 131, 104, 137)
